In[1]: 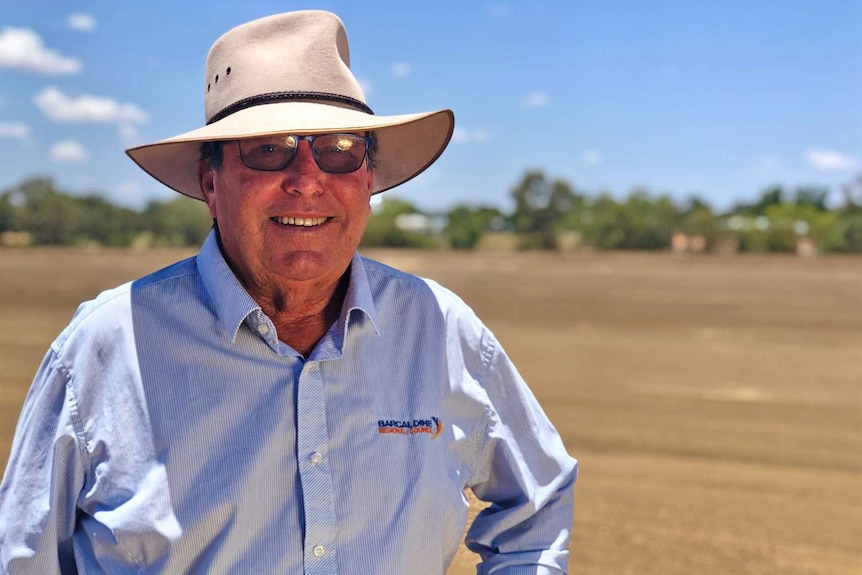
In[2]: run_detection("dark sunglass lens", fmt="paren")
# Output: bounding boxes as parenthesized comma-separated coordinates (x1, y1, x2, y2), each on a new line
(313, 134, 367, 173)
(239, 137, 297, 171)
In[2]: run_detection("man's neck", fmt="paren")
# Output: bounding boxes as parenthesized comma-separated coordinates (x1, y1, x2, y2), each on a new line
(214, 230, 352, 356)
(256, 272, 349, 357)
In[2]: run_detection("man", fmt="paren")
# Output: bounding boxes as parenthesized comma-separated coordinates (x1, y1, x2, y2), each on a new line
(0, 10, 577, 574)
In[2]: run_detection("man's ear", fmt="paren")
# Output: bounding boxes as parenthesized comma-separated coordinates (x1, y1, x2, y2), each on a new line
(366, 171, 374, 198)
(199, 163, 218, 219)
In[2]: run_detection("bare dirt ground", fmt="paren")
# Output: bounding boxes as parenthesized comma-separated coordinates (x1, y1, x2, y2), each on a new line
(1, 247, 860, 574)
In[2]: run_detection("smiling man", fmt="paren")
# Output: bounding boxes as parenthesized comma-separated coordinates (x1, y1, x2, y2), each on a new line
(198, 133, 377, 357)
(0, 10, 577, 575)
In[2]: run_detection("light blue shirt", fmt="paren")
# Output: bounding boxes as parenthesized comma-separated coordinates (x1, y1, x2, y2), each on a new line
(0, 231, 577, 574)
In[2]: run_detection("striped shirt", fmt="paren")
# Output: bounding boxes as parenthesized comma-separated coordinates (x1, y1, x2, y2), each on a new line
(0, 230, 577, 574)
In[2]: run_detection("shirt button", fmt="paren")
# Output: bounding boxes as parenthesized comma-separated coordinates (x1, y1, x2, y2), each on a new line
(310, 452, 323, 466)
(313, 545, 325, 558)
(257, 324, 270, 335)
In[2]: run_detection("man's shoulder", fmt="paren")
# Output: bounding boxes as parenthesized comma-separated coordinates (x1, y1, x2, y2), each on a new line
(130, 254, 200, 291)
(359, 254, 479, 322)
(358, 254, 422, 283)
(360, 255, 450, 298)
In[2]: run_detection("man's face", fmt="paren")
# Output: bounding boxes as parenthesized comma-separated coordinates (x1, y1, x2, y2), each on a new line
(200, 136, 373, 293)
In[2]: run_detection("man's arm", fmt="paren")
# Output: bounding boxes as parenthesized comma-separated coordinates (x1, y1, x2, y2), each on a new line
(465, 331, 577, 575)
(0, 347, 86, 574)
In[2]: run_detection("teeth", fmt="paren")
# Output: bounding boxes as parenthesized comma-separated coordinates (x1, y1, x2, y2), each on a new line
(275, 216, 328, 227)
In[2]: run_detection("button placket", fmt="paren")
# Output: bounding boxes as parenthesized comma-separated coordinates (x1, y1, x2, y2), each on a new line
(295, 361, 338, 573)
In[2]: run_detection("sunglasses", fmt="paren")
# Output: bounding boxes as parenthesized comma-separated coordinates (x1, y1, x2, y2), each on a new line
(237, 133, 371, 173)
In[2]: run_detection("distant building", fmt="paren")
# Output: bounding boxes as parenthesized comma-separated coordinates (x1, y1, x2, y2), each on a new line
(712, 234, 740, 255)
(477, 231, 519, 251)
(0, 231, 32, 247)
(796, 236, 817, 257)
(671, 232, 708, 254)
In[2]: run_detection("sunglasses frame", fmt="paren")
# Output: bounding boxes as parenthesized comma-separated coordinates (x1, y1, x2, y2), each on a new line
(237, 133, 372, 174)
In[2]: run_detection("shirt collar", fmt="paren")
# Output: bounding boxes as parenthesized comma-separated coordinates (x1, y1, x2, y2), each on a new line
(339, 253, 380, 340)
(197, 229, 261, 342)
(197, 229, 379, 343)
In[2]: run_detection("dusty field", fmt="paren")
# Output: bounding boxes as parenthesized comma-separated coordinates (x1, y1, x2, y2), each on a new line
(1, 247, 860, 574)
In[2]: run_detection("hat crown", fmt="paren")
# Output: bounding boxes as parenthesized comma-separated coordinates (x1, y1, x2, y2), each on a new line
(126, 10, 454, 202)
(204, 10, 366, 124)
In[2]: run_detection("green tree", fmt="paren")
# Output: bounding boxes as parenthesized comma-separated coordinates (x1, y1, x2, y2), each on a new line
(510, 171, 577, 249)
(794, 186, 830, 211)
(739, 185, 784, 216)
(580, 194, 626, 249)
(12, 178, 82, 245)
(677, 196, 717, 244)
(445, 205, 501, 250)
(828, 174, 862, 252)
(832, 211, 862, 252)
(142, 197, 213, 246)
(0, 193, 16, 233)
(76, 195, 141, 246)
(582, 191, 679, 250)
(841, 174, 862, 208)
(618, 191, 678, 249)
(762, 203, 837, 252)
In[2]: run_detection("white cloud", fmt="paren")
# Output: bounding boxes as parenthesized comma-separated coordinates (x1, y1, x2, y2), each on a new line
(390, 62, 412, 78)
(805, 149, 860, 171)
(106, 180, 145, 209)
(50, 140, 88, 162)
(35, 86, 149, 124)
(114, 181, 146, 204)
(404, 168, 439, 189)
(357, 77, 373, 98)
(118, 122, 140, 143)
(0, 27, 81, 75)
(581, 150, 602, 165)
(521, 91, 549, 108)
(67, 13, 97, 32)
(0, 122, 29, 139)
(451, 127, 490, 144)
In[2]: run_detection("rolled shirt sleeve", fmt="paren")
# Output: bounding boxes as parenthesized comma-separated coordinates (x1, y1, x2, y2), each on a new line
(0, 347, 88, 574)
(465, 329, 577, 574)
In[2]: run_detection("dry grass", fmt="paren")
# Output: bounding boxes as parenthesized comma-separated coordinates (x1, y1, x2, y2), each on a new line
(1, 247, 860, 574)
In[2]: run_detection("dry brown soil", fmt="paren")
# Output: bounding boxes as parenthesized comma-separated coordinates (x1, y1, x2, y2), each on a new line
(1, 247, 860, 574)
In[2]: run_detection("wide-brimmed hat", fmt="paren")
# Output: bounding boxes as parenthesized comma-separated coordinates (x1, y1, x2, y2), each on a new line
(126, 10, 454, 200)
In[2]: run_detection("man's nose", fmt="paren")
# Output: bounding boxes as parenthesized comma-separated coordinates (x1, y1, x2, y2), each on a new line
(283, 141, 324, 195)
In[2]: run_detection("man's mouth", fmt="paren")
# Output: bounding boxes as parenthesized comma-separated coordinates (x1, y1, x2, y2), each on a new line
(271, 216, 329, 227)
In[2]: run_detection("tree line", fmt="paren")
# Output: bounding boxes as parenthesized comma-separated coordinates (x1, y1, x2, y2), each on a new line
(2, 173, 862, 253)
(0, 178, 212, 248)
(361, 170, 862, 254)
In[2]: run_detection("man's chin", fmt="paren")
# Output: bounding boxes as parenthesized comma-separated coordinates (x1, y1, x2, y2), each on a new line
(268, 251, 347, 285)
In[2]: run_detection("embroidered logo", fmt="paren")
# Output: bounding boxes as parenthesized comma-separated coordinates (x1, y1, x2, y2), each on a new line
(378, 417, 443, 439)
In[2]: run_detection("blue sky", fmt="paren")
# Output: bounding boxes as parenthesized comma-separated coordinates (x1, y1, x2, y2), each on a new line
(0, 1, 859, 214)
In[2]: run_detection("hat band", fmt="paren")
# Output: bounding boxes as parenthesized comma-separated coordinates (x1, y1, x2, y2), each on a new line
(207, 91, 375, 125)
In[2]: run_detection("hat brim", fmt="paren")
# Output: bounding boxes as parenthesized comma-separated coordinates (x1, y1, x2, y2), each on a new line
(126, 101, 454, 200)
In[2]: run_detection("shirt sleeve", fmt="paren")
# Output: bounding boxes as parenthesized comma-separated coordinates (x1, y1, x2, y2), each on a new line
(0, 347, 88, 574)
(465, 329, 578, 575)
